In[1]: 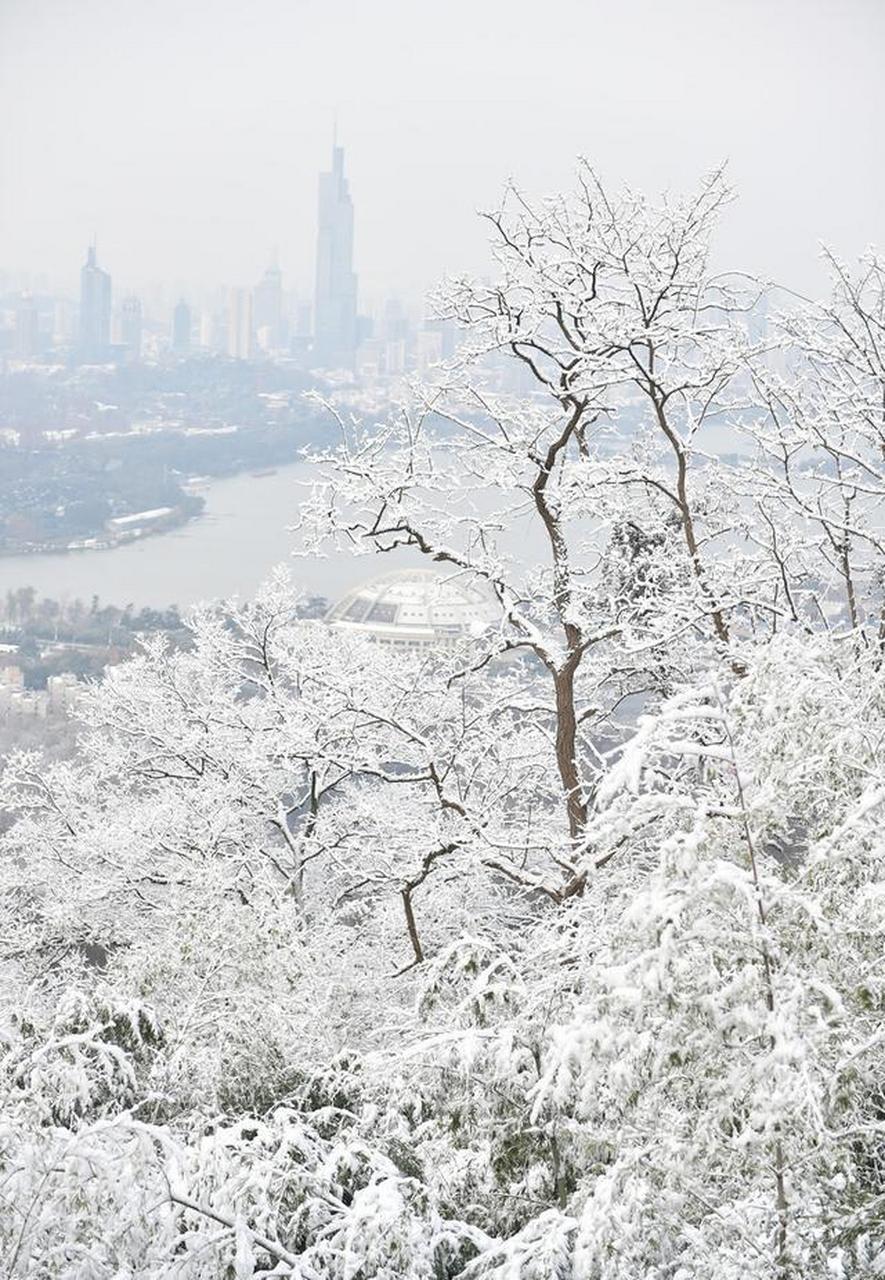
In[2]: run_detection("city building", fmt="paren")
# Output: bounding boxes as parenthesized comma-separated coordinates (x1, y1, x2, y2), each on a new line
(14, 293, 39, 358)
(120, 295, 143, 360)
(356, 337, 385, 379)
(198, 308, 215, 351)
(289, 300, 312, 361)
(385, 338, 408, 376)
(47, 673, 82, 713)
(52, 299, 77, 345)
(314, 143, 357, 369)
(0, 669, 82, 720)
(172, 299, 191, 354)
(106, 506, 176, 536)
(422, 317, 457, 362)
(78, 245, 112, 360)
(327, 568, 494, 650)
(253, 258, 283, 351)
(0, 665, 25, 691)
(227, 287, 252, 360)
(415, 327, 444, 373)
(382, 297, 410, 344)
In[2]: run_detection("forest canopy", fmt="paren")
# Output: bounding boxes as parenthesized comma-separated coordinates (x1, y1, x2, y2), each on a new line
(2, 164, 885, 1278)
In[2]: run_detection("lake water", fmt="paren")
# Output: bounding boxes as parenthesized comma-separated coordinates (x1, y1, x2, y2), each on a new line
(0, 464, 421, 610)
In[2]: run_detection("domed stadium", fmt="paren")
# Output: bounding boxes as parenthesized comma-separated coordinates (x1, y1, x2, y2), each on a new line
(327, 568, 495, 651)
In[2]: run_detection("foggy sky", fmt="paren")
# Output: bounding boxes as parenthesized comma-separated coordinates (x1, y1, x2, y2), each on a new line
(1, 0, 883, 308)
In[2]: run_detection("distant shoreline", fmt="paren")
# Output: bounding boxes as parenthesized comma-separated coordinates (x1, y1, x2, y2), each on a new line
(0, 463, 294, 560)
(0, 506, 195, 559)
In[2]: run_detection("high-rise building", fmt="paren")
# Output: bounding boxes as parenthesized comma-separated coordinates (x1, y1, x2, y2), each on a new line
(254, 258, 283, 351)
(78, 245, 112, 360)
(382, 298, 410, 344)
(14, 294, 40, 359)
(198, 309, 215, 351)
(314, 144, 357, 369)
(289, 300, 312, 362)
(120, 295, 143, 360)
(227, 288, 252, 360)
(53, 299, 77, 345)
(422, 317, 456, 362)
(172, 299, 191, 354)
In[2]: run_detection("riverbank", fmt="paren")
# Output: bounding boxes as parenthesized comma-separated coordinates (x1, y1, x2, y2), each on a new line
(0, 502, 198, 558)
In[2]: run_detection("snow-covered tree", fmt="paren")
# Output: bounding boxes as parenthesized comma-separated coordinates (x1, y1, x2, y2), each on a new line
(748, 249, 885, 635)
(2, 164, 884, 1278)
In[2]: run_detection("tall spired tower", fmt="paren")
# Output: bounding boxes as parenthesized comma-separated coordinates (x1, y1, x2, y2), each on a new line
(78, 244, 112, 361)
(314, 143, 357, 369)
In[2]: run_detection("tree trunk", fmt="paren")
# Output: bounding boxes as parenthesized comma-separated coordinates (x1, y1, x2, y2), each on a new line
(554, 660, 587, 840)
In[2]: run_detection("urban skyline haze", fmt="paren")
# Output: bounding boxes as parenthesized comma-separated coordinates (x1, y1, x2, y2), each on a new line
(1, 0, 884, 305)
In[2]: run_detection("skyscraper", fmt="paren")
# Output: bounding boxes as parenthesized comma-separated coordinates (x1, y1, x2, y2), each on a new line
(52, 299, 76, 345)
(78, 245, 111, 360)
(15, 294, 40, 359)
(254, 257, 283, 351)
(198, 309, 215, 351)
(227, 288, 253, 360)
(314, 144, 357, 369)
(172, 299, 191, 354)
(120, 295, 143, 360)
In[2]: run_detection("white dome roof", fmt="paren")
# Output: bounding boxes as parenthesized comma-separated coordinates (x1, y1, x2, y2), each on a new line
(327, 568, 494, 647)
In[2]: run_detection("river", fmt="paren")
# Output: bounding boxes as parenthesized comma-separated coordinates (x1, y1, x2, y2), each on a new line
(0, 464, 420, 610)
(0, 462, 553, 610)
(5, 433, 747, 611)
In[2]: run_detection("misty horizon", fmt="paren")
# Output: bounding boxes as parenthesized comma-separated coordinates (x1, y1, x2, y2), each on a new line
(2, 0, 884, 309)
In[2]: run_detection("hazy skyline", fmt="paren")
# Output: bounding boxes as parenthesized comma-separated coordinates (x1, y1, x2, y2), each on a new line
(2, 0, 883, 306)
